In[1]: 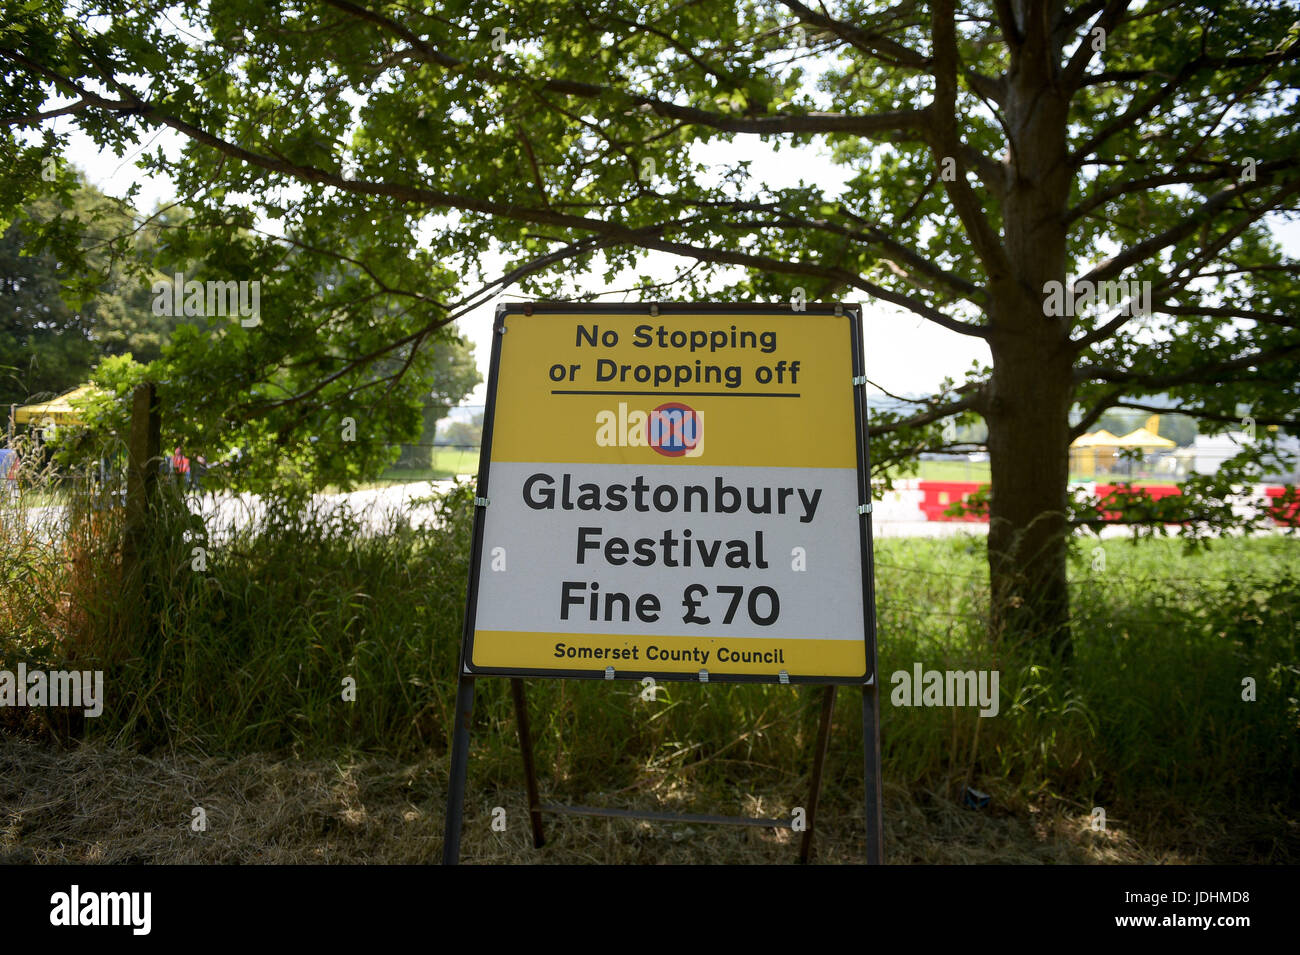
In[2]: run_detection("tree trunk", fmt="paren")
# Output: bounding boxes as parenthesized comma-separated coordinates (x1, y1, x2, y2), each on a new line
(985, 337, 1074, 657)
(984, 16, 1075, 657)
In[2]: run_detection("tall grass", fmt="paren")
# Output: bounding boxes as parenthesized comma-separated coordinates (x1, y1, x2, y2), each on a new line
(2, 474, 1296, 834)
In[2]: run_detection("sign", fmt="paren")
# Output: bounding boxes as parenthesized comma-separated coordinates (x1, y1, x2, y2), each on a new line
(460, 303, 877, 683)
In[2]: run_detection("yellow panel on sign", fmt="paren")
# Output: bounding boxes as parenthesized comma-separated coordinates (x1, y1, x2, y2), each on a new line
(473, 631, 869, 676)
(489, 313, 857, 469)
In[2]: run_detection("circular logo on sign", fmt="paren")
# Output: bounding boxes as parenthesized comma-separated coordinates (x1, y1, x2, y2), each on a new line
(649, 402, 702, 457)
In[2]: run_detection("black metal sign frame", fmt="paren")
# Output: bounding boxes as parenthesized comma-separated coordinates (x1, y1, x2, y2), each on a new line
(442, 301, 883, 864)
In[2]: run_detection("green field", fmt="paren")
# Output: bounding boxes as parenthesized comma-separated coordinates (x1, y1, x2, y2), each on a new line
(376, 449, 480, 484)
(906, 460, 991, 482)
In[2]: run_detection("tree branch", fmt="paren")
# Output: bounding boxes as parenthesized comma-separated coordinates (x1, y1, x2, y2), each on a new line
(1070, 58, 1191, 165)
(1114, 401, 1298, 429)
(316, 0, 930, 138)
(1081, 49, 1300, 86)
(1075, 342, 1300, 389)
(779, 0, 930, 69)
(1062, 0, 1133, 92)
(1070, 386, 1127, 440)
(763, 209, 984, 301)
(867, 392, 981, 437)
(4, 52, 996, 340)
(928, 0, 1011, 284)
(2, 99, 94, 126)
(1155, 305, 1300, 330)
(1066, 159, 1300, 223)
(1076, 176, 1300, 286)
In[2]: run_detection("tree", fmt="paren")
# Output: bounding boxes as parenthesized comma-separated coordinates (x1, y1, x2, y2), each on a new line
(440, 413, 485, 449)
(74, 226, 484, 493)
(0, 178, 182, 406)
(392, 339, 481, 469)
(4, 1, 1298, 649)
(0, 205, 95, 405)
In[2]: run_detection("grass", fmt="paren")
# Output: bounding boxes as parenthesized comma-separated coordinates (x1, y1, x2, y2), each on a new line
(0, 735, 1185, 864)
(1, 479, 1297, 863)
(905, 460, 992, 482)
(379, 449, 480, 483)
(296, 450, 481, 492)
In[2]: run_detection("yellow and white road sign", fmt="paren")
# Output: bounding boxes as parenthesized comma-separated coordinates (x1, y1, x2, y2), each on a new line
(462, 304, 877, 683)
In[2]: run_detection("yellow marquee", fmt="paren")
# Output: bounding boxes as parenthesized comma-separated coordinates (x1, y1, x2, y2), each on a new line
(1112, 426, 1176, 449)
(12, 385, 103, 427)
(1070, 428, 1120, 448)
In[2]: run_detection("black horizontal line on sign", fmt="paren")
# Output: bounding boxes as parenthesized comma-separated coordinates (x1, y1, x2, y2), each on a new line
(550, 389, 802, 398)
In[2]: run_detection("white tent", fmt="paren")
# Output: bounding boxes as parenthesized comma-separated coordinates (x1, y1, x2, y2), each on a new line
(1191, 431, 1299, 479)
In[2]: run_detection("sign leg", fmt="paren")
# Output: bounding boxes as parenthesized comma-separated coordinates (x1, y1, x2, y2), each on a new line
(442, 675, 476, 865)
(510, 678, 546, 848)
(798, 684, 838, 864)
(862, 682, 884, 864)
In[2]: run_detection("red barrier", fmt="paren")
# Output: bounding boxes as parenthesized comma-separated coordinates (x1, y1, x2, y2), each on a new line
(1264, 486, 1299, 526)
(914, 481, 1293, 525)
(917, 481, 987, 522)
(1093, 484, 1181, 521)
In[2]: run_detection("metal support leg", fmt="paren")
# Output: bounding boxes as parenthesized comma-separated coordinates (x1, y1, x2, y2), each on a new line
(798, 684, 838, 864)
(510, 678, 546, 848)
(442, 675, 476, 865)
(863, 681, 884, 864)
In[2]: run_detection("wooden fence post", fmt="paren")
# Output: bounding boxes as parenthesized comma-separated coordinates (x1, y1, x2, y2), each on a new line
(123, 382, 160, 579)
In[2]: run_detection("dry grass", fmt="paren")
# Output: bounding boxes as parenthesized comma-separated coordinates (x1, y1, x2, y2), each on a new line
(0, 736, 1213, 865)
